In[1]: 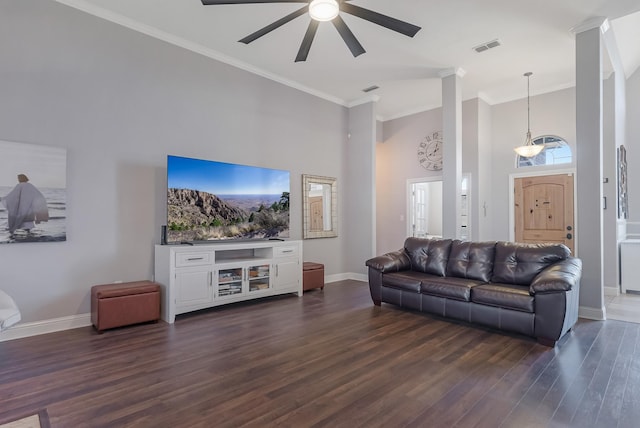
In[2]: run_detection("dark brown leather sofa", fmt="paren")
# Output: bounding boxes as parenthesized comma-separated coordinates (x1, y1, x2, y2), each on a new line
(365, 238, 582, 347)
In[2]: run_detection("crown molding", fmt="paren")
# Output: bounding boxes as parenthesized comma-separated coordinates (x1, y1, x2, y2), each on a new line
(476, 91, 495, 105)
(54, 0, 348, 108)
(491, 81, 576, 105)
(438, 67, 467, 78)
(346, 94, 380, 108)
(571, 17, 610, 34)
(380, 103, 442, 122)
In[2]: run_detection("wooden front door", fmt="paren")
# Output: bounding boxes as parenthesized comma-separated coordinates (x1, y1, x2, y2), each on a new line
(514, 174, 574, 253)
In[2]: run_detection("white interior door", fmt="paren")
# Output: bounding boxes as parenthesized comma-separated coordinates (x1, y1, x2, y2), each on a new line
(408, 178, 443, 238)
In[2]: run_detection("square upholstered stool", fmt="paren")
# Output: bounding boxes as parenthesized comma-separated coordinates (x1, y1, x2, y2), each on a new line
(91, 280, 160, 332)
(303, 262, 324, 291)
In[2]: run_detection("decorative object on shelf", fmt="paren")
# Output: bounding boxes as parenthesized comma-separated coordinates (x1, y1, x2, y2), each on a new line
(303, 175, 338, 239)
(417, 131, 443, 171)
(618, 144, 628, 219)
(200, 0, 421, 62)
(514, 72, 544, 158)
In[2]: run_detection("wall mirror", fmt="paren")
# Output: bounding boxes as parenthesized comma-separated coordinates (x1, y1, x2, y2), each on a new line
(303, 174, 338, 239)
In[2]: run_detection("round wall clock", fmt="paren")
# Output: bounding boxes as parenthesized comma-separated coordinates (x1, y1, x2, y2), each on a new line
(417, 131, 443, 171)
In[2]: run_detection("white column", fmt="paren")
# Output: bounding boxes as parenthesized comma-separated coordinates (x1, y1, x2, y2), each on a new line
(346, 95, 378, 274)
(574, 19, 605, 319)
(440, 68, 465, 239)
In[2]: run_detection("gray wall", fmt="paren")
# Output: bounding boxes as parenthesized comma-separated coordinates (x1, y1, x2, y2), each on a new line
(0, 1, 351, 322)
(489, 88, 577, 240)
(376, 74, 639, 314)
(377, 108, 443, 255)
(377, 88, 578, 252)
(3, 1, 638, 325)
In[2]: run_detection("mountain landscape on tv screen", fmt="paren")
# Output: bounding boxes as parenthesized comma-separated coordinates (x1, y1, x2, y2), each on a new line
(167, 188, 289, 242)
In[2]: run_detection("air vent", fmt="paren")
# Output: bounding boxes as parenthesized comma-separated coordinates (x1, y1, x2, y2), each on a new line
(362, 85, 380, 93)
(473, 39, 501, 53)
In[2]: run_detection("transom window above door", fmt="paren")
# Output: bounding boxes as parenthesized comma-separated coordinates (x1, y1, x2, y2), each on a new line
(516, 135, 572, 168)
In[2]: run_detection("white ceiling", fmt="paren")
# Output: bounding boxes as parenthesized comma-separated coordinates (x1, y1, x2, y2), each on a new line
(57, 0, 640, 120)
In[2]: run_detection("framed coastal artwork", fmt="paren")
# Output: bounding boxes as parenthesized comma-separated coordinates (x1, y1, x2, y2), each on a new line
(0, 140, 67, 244)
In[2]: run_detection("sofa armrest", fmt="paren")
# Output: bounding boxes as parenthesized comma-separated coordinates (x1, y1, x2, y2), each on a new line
(365, 250, 411, 273)
(530, 257, 582, 295)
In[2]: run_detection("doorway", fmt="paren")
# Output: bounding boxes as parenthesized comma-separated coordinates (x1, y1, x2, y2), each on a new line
(407, 175, 472, 240)
(407, 178, 443, 239)
(512, 172, 575, 253)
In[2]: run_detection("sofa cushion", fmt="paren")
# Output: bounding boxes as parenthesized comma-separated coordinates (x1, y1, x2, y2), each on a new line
(382, 271, 425, 292)
(491, 242, 570, 286)
(404, 237, 452, 277)
(530, 258, 582, 294)
(446, 240, 497, 282)
(471, 283, 534, 313)
(420, 276, 485, 302)
(365, 250, 411, 273)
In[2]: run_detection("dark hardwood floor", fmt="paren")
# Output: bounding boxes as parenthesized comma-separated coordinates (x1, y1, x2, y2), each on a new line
(1, 281, 639, 428)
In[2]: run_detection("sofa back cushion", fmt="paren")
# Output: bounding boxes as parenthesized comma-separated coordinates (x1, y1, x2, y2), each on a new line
(446, 240, 497, 282)
(491, 242, 571, 286)
(404, 237, 452, 277)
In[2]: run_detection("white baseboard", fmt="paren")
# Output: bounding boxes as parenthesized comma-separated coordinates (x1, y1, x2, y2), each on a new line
(579, 305, 606, 321)
(0, 313, 92, 342)
(604, 286, 620, 297)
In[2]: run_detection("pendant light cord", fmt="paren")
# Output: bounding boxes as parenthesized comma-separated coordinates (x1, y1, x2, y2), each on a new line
(527, 74, 530, 134)
(525, 71, 532, 137)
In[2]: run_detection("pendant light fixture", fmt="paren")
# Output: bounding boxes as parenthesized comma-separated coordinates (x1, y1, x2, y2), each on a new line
(513, 72, 544, 158)
(309, 0, 339, 22)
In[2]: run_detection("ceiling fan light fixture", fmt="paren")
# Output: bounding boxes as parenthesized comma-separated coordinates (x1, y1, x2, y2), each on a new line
(309, 0, 339, 22)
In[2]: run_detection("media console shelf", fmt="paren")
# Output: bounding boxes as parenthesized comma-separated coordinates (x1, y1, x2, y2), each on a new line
(154, 240, 302, 323)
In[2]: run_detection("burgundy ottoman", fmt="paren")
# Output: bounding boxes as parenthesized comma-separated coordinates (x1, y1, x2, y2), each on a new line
(91, 281, 160, 332)
(303, 262, 324, 291)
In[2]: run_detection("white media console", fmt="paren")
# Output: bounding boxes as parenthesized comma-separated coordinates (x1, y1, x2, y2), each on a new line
(154, 240, 303, 323)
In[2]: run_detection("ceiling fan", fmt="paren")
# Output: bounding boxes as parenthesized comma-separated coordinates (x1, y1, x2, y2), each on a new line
(201, 0, 421, 62)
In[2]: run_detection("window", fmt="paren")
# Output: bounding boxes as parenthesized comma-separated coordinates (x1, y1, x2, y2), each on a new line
(516, 135, 572, 168)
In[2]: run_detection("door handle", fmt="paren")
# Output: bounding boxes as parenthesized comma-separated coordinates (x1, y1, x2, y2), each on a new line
(567, 226, 572, 231)
(566, 233, 573, 240)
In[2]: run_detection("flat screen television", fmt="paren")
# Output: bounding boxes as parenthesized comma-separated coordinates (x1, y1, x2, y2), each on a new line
(166, 155, 290, 243)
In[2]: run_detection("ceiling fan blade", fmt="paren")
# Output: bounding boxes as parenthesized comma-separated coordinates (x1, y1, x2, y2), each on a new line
(202, 1, 307, 5)
(295, 20, 319, 63)
(239, 7, 308, 44)
(341, 3, 421, 38)
(332, 16, 365, 58)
